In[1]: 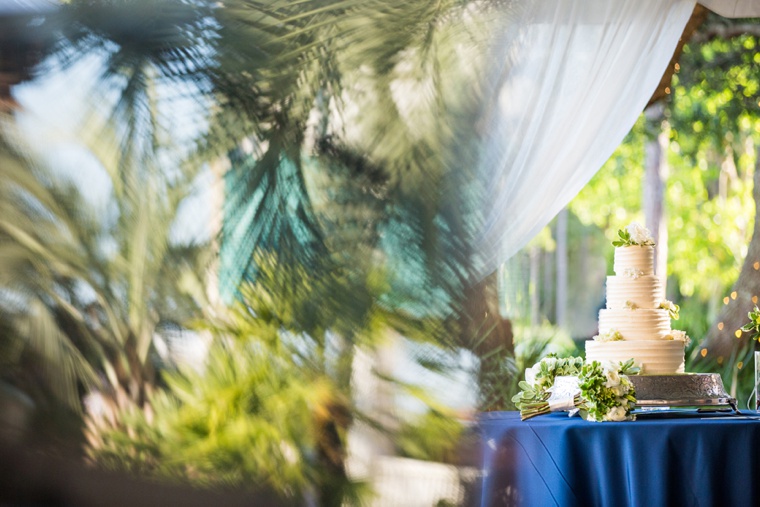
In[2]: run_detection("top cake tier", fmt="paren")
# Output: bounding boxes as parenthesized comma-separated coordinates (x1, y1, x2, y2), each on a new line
(613, 245, 654, 276)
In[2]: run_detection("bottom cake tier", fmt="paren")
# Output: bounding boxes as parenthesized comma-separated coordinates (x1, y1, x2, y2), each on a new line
(585, 339, 685, 374)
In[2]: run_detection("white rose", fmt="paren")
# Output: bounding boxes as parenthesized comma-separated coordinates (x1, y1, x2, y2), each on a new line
(604, 367, 621, 388)
(604, 405, 628, 422)
(525, 364, 540, 385)
(626, 222, 654, 246)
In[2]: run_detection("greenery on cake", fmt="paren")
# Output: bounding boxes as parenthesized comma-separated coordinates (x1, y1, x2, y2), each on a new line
(659, 300, 680, 320)
(513, 356, 639, 422)
(740, 305, 760, 340)
(593, 329, 623, 342)
(612, 222, 655, 247)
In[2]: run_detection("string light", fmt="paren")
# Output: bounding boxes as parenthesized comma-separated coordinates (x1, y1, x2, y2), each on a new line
(736, 329, 743, 338)
(674, 62, 680, 71)
(754, 261, 759, 270)
(701, 348, 708, 357)
(738, 361, 744, 369)
(718, 322, 724, 330)
(718, 356, 724, 365)
(731, 291, 738, 300)
(753, 296, 758, 304)
(724, 297, 730, 304)
(664, 87, 671, 95)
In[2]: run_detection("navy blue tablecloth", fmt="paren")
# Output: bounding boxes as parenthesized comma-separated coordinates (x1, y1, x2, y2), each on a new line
(478, 411, 760, 507)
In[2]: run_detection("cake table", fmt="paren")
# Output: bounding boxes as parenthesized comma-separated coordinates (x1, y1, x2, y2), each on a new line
(477, 410, 760, 507)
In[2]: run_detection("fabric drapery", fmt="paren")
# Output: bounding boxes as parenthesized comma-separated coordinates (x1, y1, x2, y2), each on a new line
(475, 0, 696, 276)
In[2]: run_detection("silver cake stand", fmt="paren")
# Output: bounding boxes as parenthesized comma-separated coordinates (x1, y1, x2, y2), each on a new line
(629, 373, 739, 412)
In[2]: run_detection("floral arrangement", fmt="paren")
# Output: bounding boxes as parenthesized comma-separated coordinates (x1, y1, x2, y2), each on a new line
(623, 267, 644, 279)
(513, 357, 639, 422)
(659, 300, 680, 320)
(624, 300, 639, 310)
(612, 222, 655, 247)
(577, 360, 638, 422)
(512, 355, 584, 420)
(740, 305, 760, 340)
(592, 329, 623, 342)
(522, 354, 585, 390)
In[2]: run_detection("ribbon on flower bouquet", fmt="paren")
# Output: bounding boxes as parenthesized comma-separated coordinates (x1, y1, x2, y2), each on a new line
(546, 376, 581, 412)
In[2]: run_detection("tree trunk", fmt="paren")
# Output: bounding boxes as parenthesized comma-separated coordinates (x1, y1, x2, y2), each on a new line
(529, 246, 540, 327)
(542, 249, 555, 322)
(316, 399, 352, 507)
(700, 146, 760, 359)
(555, 208, 568, 328)
(643, 103, 669, 287)
(460, 272, 515, 411)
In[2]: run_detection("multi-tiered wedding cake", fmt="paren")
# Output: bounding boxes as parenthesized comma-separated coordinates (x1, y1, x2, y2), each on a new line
(585, 223, 689, 374)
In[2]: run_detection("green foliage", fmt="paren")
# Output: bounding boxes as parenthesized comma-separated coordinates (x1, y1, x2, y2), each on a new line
(87, 250, 464, 503)
(611, 228, 633, 248)
(576, 360, 636, 423)
(91, 339, 330, 497)
(611, 226, 655, 248)
(88, 274, 374, 503)
(478, 325, 578, 412)
(666, 30, 759, 302)
(566, 26, 760, 347)
(534, 355, 585, 389)
(511, 357, 638, 422)
(659, 301, 680, 321)
(570, 115, 647, 233)
(740, 306, 760, 340)
(510, 355, 584, 412)
(0, 110, 207, 414)
(395, 409, 464, 463)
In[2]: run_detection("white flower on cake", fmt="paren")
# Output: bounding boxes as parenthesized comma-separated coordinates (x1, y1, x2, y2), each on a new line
(612, 222, 655, 247)
(593, 329, 623, 342)
(659, 300, 680, 320)
(624, 300, 639, 310)
(626, 222, 654, 245)
(623, 267, 644, 279)
(665, 330, 691, 347)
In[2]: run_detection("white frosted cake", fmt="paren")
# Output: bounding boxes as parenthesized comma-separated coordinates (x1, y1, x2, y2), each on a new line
(585, 223, 688, 374)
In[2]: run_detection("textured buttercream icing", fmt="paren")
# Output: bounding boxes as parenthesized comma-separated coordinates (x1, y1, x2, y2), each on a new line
(598, 309, 671, 341)
(585, 340, 685, 374)
(613, 245, 654, 276)
(605, 275, 663, 309)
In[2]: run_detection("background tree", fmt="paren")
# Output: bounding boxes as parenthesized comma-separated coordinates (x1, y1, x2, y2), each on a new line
(2, 1, 515, 504)
(0, 0, 212, 436)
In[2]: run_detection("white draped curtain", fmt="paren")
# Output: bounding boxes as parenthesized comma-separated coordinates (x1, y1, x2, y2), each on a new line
(476, 0, 697, 275)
